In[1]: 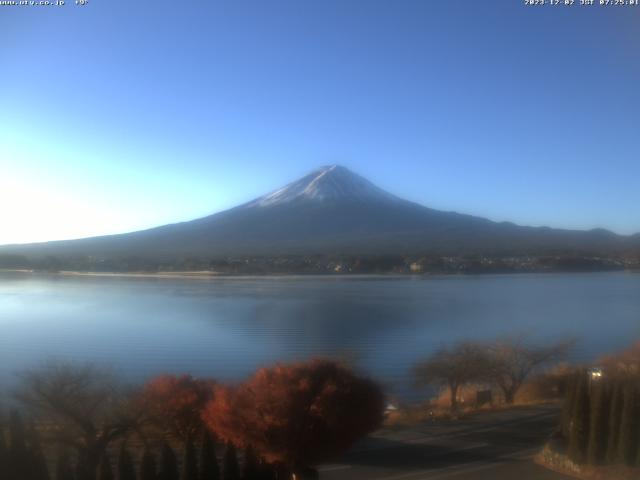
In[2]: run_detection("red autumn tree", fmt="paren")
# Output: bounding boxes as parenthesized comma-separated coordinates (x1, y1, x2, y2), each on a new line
(202, 359, 385, 477)
(140, 374, 215, 441)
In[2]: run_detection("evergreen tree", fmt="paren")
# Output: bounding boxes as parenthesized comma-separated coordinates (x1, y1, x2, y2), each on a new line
(55, 452, 75, 480)
(180, 439, 198, 480)
(568, 372, 590, 464)
(75, 453, 93, 480)
(97, 454, 114, 480)
(587, 382, 609, 465)
(0, 427, 7, 480)
(8, 410, 30, 479)
(560, 373, 578, 438)
(159, 443, 179, 480)
(26, 420, 50, 480)
(256, 461, 275, 480)
(199, 431, 220, 480)
(139, 448, 157, 480)
(606, 381, 624, 464)
(117, 445, 136, 480)
(222, 443, 240, 480)
(242, 446, 259, 480)
(617, 382, 638, 466)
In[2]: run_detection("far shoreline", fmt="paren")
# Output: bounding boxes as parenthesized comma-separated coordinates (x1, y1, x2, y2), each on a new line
(0, 268, 637, 281)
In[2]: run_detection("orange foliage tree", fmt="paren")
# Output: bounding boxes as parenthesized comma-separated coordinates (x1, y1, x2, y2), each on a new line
(140, 374, 215, 441)
(202, 359, 385, 476)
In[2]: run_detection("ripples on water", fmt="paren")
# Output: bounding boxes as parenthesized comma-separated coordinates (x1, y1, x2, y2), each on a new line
(0, 272, 639, 401)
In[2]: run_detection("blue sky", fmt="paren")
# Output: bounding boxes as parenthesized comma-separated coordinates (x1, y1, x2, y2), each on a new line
(1, 0, 639, 244)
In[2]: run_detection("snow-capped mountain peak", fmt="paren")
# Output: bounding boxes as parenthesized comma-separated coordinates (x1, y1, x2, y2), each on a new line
(244, 165, 399, 208)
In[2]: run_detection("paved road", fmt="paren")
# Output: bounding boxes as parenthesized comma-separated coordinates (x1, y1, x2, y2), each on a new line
(319, 404, 571, 480)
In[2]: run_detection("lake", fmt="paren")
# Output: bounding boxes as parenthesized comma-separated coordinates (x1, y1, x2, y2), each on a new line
(1, 271, 639, 401)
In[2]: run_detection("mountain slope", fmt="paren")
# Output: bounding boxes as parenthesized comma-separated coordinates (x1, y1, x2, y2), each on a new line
(1, 165, 638, 258)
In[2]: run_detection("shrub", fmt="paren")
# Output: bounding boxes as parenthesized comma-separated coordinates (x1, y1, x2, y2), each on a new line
(140, 374, 215, 442)
(204, 359, 384, 478)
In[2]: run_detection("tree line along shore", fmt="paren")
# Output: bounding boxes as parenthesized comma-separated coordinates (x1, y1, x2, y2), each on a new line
(1, 252, 639, 275)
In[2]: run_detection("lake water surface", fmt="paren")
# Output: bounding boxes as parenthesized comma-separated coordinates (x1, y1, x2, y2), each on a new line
(1, 272, 638, 401)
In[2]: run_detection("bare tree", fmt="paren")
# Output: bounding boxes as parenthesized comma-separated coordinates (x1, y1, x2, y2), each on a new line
(16, 363, 142, 479)
(414, 342, 490, 410)
(486, 336, 573, 404)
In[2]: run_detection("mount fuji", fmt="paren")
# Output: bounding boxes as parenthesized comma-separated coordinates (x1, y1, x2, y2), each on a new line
(1, 165, 637, 259)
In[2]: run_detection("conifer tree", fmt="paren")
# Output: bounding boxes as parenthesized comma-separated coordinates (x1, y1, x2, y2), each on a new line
(0, 427, 7, 479)
(139, 448, 157, 480)
(200, 431, 220, 480)
(180, 439, 198, 480)
(606, 381, 624, 464)
(222, 443, 240, 480)
(587, 382, 609, 465)
(617, 382, 638, 466)
(159, 443, 179, 480)
(8, 410, 30, 479)
(26, 420, 50, 480)
(97, 454, 114, 480)
(75, 453, 93, 480)
(242, 445, 259, 480)
(560, 373, 578, 438)
(568, 372, 590, 464)
(55, 452, 75, 480)
(256, 460, 276, 480)
(117, 445, 136, 480)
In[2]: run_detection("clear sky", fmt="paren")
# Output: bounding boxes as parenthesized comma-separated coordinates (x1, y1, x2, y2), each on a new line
(2, 0, 639, 245)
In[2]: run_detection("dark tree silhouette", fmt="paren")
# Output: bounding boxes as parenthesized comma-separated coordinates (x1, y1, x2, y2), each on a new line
(617, 382, 639, 465)
(8, 411, 30, 480)
(159, 443, 179, 480)
(586, 381, 609, 465)
(561, 373, 578, 438)
(204, 359, 384, 478)
(139, 448, 157, 480)
(54, 451, 75, 480)
(199, 431, 220, 480)
(222, 442, 240, 480)
(0, 428, 7, 479)
(242, 445, 260, 480)
(180, 439, 198, 480)
(76, 453, 94, 480)
(117, 445, 136, 480)
(414, 343, 488, 409)
(26, 421, 51, 480)
(139, 374, 215, 442)
(17, 364, 140, 479)
(568, 372, 589, 464)
(606, 381, 624, 464)
(256, 460, 277, 480)
(97, 454, 114, 480)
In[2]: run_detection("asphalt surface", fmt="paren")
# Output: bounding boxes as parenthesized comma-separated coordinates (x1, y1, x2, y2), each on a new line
(319, 404, 572, 480)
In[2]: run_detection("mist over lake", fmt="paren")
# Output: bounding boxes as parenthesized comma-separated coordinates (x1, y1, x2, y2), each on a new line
(1, 271, 639, 401)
